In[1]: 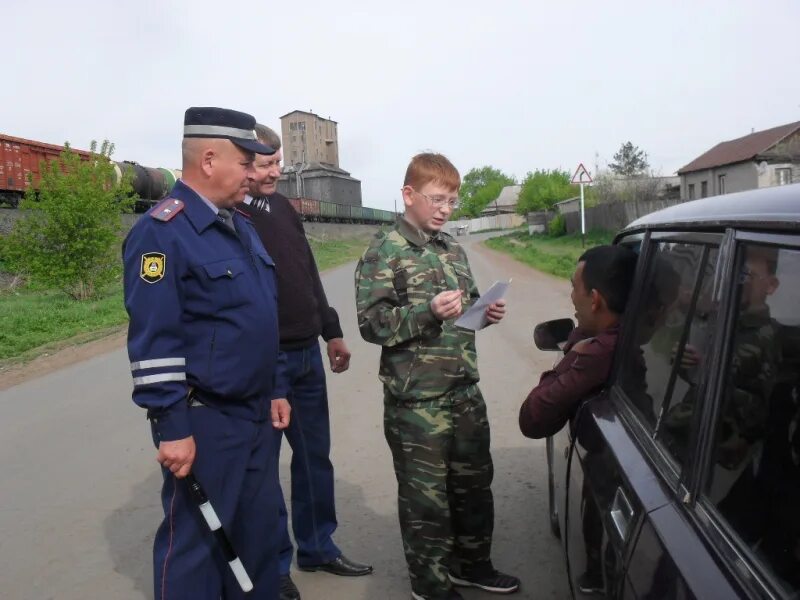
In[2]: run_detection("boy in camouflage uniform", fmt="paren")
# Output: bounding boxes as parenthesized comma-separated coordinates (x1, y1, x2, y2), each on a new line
(354, 153, 520, 600)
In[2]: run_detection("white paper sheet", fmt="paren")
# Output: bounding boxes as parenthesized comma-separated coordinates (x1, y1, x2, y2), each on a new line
(454, 279, 511, 331)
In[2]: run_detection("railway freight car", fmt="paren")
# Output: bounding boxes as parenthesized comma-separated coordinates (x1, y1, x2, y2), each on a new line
(0, 134, 92, 207)
(114, 161, 181, 212)
(285, 196, 396, 224)
(0, 133, 180, 211)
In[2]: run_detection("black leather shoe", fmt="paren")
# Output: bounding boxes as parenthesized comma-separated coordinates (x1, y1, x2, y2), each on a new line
(280, 574, 301, 600)
(299, 554, 374, 576)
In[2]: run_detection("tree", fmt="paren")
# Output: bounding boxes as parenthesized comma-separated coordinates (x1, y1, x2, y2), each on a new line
(516, 169, 575, 213)
(2, 141, 135, 299)
(609, 141, 649, 177)
(457, 166, 516, 217)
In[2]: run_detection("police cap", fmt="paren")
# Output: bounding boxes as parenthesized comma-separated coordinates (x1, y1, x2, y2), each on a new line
(183, 107, 275, 155)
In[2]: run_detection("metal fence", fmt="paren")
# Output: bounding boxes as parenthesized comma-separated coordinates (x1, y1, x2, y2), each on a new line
(563, 198, 685, 234)
(444, 213, 525, 236)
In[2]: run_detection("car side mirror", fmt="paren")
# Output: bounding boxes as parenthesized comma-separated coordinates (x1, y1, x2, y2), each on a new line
(533, 318, 575, 351)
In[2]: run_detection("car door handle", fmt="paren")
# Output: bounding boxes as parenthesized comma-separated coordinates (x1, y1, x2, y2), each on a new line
(610, 487, 634, 541)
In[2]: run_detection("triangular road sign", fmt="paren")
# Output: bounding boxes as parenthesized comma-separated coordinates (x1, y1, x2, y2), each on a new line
(571, 163, 593, 184)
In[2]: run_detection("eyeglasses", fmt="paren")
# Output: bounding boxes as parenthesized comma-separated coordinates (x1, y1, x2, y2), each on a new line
(410, 188, 460, 210)
(738, 269, 770, 284)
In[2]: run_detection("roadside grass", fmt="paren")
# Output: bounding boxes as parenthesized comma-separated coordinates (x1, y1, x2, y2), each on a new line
(0, 283, 127, 362)
(0, 236, 370, 364)
(308, 236, 369, 271)
(484, 230, 616, 279)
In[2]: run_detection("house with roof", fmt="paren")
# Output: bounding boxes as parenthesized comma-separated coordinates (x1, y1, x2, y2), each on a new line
(554, 196, 580, 214)
(678, 121, 800, 200)
(480, 184, 521, 216)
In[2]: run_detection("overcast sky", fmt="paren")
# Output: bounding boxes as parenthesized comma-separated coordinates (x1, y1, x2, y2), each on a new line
(3, 1, 799, 211)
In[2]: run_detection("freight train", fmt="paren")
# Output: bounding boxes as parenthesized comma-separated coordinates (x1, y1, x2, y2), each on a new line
(0, 133, 397, 224)
(285, 197, 395, 224)
(0, 133, 178, 212)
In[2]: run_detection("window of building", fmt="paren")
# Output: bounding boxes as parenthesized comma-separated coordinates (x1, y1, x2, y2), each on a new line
(701, 242, 800, 596)
(688, 184, 696, 200)
(619, 240, 720, 474)
(718, 174, 726, 195)
(776, 168, 792, 186)
(701, 181, 708, 198)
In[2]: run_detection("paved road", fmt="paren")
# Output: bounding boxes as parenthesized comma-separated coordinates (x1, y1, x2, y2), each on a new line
(0, 233, 573, 600)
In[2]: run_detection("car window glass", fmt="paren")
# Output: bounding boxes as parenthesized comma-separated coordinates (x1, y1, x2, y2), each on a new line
(620, 241, 719, 472)
(702, 244, 800, 596)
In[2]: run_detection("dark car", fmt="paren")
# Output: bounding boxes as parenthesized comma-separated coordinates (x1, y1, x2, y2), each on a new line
(538, 183, 800, 599)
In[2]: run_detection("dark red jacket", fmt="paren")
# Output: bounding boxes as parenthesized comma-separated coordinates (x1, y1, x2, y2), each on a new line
(519, 326, 619, 439)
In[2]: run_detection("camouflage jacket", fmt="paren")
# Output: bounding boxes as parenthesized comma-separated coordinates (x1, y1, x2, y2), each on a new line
(355, 218, 480, 402)
(723, 305, 780, 443)
(663, 305, 780, 467)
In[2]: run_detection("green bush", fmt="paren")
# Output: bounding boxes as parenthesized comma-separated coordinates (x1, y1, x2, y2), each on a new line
(548, 214, 567, 237)
(2, 141, 135, 299)
(517, 169, 576, 213)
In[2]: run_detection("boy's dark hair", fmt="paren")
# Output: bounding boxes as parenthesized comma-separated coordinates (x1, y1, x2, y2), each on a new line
(578, 245, 638, 314)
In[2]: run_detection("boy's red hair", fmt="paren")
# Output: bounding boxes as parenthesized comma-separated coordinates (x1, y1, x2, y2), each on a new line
(403, 152, 461, 191)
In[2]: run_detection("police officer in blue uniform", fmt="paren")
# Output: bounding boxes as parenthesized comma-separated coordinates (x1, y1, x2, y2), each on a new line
(123, 107, 290, 600)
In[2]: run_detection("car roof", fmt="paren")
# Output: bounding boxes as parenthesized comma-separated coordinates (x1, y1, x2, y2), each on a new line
(621, 182, 800, 234)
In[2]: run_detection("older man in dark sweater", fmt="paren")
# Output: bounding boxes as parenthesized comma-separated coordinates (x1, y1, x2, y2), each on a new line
(241, 125, 372, 600)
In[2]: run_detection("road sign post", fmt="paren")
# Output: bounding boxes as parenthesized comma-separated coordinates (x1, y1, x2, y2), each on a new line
(570, 163, 593, 248)
(580, 183, 586, 247)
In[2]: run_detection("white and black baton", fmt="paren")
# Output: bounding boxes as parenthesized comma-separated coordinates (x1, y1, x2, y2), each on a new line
(185, 473, 254, 592)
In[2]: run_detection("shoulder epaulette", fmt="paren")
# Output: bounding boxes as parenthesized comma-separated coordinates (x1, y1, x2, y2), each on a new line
(150, 198, 184, 222)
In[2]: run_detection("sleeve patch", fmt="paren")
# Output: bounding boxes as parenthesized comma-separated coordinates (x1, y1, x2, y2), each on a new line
(140, 252, 166, 283)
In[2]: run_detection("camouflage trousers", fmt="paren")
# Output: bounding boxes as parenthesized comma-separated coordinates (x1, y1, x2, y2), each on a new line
(384, 384, 494, 600)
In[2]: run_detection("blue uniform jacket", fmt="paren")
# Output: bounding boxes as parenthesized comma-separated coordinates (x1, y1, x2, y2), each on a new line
(122, 180, 287, 441)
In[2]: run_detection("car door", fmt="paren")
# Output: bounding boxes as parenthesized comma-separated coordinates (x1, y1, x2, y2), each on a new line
(672, 233, 800, 599)
(562, 231, 736, 598)
(548, 235, 647, 555)
(550, 400, 570, 541)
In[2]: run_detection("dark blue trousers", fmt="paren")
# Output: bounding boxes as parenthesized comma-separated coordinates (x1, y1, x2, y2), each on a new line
(276, 343, 341, 573)
(153, 406, 281, 600)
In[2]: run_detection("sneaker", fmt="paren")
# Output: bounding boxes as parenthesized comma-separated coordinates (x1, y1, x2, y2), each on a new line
(280, 573, 301, 600)
(577, 570, 604, 595)
(449, 570, 520, 594)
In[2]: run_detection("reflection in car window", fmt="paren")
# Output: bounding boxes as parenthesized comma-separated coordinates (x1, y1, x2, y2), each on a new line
(619, 241, 719, 472)
(703, 244, 800, 596)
